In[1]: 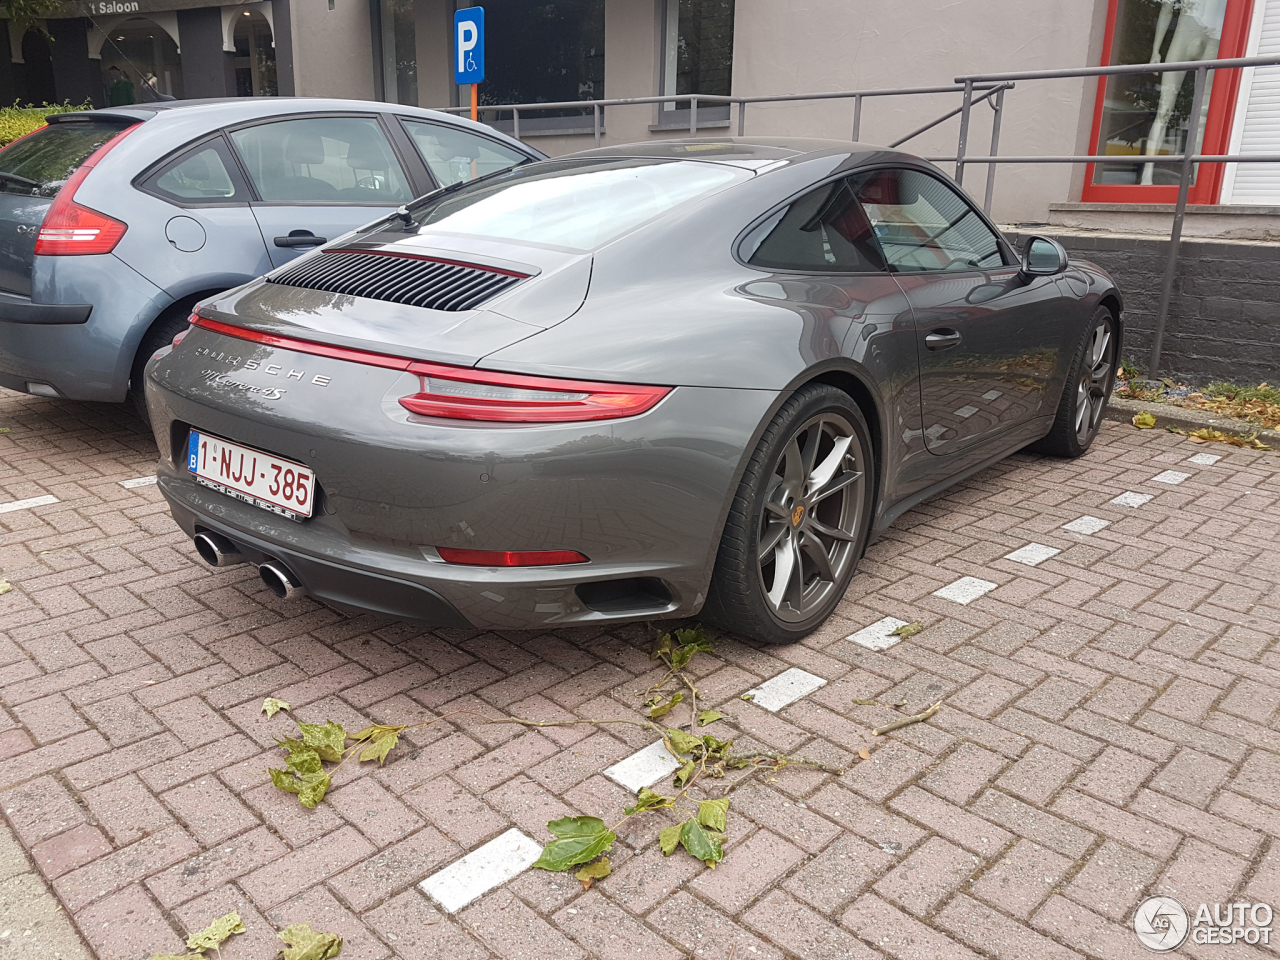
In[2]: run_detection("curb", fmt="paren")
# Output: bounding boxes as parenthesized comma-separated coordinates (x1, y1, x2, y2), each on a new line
(1104, 395, 1280, 448)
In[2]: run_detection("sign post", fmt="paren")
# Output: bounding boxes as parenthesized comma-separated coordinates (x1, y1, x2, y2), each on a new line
(454, 7, 485, 122)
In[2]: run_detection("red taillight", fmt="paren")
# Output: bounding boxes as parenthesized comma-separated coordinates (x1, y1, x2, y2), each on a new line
(399, 362, 669, 423)
(34, 124, 138, 257)
(191, 314, 672, 423)
(436, 547, 588, 566)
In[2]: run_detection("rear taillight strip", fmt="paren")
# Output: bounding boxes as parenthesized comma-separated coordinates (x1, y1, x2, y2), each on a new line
(190, 314, 672, 423)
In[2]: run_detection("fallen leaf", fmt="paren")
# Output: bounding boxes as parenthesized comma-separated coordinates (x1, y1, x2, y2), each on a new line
(852, 698, 879, 706)
(666, 728, 702, 755)
(277, 921, 343, 960)
(889, 621, 924, 639)
(574, 857, 612, 889)
(679, 817, 724, 866)
(186, 910, 247, 951)
(697, 797, 730, 832)
(859, 747, 871, 760)
(0, 427, 9, 434)
(658, 823, 682, 855)
(534, 816, 617, 871)
(352, 724, 407, 765)
(261, 698, 290, 720)
(147, 953, 204, 959)
(624, 787, 674, 816)
(651, 633, 675, 660)
(1132, 411, 1157, 429)
(674, 760, 696, 788)
(648, 692, 683, 718)
(295, 720, 347, 763)
(696, 709, 724, 727)
(739, 693, 755, 701)
(0, 580, 10, 596)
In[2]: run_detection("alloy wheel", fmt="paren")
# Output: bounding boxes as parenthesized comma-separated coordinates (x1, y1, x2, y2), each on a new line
(1074, 318, 1113, 445)
(756, 413, 866, 623)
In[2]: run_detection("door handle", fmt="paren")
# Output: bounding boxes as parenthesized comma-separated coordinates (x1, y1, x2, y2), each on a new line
(925, 329, 962, 351)
(274, 230, 327, 248)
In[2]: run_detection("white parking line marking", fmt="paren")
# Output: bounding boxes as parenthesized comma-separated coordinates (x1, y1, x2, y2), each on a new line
(932, 576, 997, 605)
(1003, 543, 1060, 566)
(745, 667, 828, 712)
(118, 475, 158, 488)
(604, 740, 681, 792)
(0, 494, 58, 514)
(1110, 491, 1153, 508)
(981, 390, 1003, 401)
(1063, 516, 1110, 535)
(953, 405, 979, 419)
(1151, 470, 1191, 485)
(1187, 453, 1221, 466)
(419, 828, 542, 913)
(846, 616, 910, 652)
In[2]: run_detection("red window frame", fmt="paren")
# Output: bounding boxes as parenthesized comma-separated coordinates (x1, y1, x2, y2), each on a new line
(1082, 0, 1255, 204)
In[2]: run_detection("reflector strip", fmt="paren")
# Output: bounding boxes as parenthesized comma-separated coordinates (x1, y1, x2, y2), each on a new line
(436, 547, 588, 566)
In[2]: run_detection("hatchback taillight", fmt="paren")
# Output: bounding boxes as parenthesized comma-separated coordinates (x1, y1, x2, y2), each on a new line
(34, 124, 138, 257)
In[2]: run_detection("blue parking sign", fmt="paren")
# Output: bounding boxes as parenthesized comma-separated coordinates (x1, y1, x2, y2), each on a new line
(454, 7, 485, 85)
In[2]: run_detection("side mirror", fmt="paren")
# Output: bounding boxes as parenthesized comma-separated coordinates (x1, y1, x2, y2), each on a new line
(1020, 236, 1068, 278)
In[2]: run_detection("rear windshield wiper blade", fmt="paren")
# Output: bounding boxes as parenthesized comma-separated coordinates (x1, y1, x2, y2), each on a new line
(0, 171, 39, 189)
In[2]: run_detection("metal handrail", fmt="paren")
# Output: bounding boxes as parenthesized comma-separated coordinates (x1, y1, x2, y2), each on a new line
(951, 53, 1280, 375)
(434, 83, 1006, 144)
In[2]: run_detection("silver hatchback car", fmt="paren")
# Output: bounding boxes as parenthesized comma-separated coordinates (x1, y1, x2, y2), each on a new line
(0, 98, 540, 414)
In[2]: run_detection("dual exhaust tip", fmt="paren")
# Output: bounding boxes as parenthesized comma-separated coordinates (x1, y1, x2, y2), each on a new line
(193, 532, 307, 600)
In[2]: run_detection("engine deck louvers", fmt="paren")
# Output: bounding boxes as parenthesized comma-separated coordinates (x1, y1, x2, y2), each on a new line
(265, 250, 527, 312)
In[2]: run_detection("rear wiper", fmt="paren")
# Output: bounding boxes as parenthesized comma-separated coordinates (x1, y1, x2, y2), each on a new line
(0, 171, 38, 189)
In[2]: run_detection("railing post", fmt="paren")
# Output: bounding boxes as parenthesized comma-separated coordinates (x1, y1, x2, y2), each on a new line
(690, 96, 698, 135)
(955, 79, 973, 184)
(1150, 64, 1206, 377)
(737, 100, 746, 137)
(982, 85, 1005, 214)
(852, 94, 863, 141)
(594, 102, 601, 146)
(513, 107, 520, 140)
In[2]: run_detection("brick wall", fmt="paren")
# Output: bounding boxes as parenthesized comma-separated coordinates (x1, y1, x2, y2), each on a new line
(1003, 230, 1280, 385)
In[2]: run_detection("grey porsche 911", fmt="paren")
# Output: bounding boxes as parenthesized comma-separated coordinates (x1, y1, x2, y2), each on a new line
(145, 138, 1121, 644)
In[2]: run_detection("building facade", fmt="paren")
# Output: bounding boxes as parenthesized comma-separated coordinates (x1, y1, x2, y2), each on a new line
(4, 0, 1279, 224)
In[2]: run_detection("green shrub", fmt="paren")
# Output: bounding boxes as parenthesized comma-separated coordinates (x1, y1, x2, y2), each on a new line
(0, 101, 93, 147)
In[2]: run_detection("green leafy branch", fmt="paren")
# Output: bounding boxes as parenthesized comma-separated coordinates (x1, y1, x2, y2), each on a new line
(148, 910, 344, 960)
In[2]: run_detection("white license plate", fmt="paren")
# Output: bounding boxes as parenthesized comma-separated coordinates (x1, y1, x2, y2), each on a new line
(187, 431, 314, 519)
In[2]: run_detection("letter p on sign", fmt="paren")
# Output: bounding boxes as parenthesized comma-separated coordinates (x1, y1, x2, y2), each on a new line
(454, 7, 484, 85)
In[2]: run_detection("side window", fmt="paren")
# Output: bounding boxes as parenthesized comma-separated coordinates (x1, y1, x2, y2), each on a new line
(402, 120, 527, 188)
(849, 168, 1004, 272)
(741, 177, 888, 273)
(229, 116, 412, 204)
(143, 139, 243, 203)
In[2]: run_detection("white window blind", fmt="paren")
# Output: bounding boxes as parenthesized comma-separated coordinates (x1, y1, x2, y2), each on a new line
(1224, 0, 1280, 204)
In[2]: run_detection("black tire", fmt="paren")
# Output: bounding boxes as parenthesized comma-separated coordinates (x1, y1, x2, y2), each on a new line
(1027, 305, 1117, 459)
(129, 308, 193, 423)
(704, 384, 875, 644)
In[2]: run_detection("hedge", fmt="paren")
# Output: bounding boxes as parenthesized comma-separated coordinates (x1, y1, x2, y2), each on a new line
(0, 101, 93, 147)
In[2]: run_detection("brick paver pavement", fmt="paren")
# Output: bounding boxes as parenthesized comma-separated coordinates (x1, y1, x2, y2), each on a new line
(1, 388, 1278, 959)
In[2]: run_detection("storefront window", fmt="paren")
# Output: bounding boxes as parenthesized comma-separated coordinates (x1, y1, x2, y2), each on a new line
(661, 0, 735, 113)
(1085, 0, 1253, 202)
(379, 0, 418, 106)
(472, 0, 604, 121)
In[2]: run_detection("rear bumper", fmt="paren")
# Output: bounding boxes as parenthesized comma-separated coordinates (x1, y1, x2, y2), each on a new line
(0, 292, 92, 324)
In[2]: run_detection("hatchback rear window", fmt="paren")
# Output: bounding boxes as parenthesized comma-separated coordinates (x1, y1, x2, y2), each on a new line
(0, 120, 131, 197)
(411, 158, 747, 251)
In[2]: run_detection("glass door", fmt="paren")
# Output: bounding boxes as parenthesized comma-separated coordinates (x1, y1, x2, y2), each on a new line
(1083, 0, 1255, 203)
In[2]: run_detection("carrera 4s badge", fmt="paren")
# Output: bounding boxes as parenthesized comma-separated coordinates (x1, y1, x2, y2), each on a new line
(200, 370, 288, 400)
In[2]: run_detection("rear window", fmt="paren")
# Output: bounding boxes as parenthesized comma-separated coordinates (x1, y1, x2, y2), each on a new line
(0, 120, 131, 197)
(410, 158, 747, 251)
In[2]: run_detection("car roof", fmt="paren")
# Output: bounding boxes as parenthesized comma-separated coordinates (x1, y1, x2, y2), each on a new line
(47, 97, 533, 146)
